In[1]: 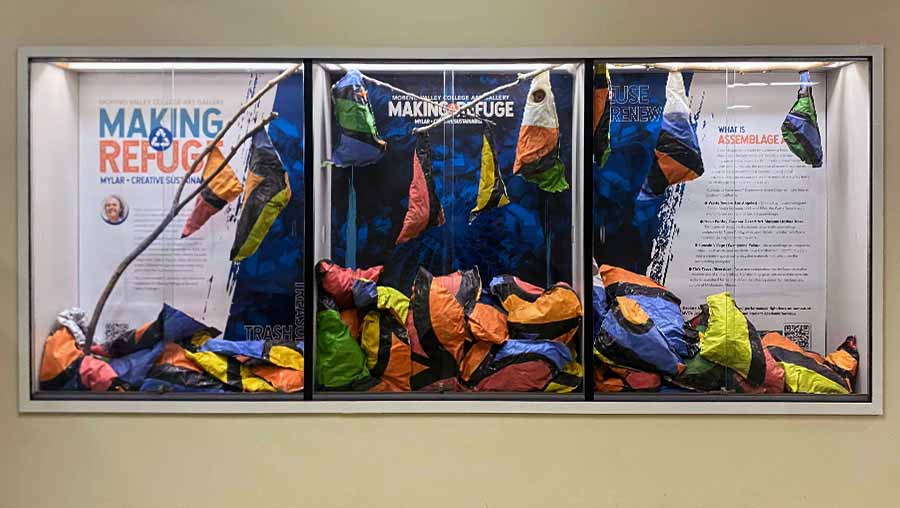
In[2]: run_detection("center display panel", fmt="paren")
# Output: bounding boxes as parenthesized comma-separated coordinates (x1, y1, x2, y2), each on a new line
(309, 61, 585, 396)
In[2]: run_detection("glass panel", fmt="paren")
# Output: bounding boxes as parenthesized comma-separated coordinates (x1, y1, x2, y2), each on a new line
(311, 61, 584, 396)
(591, 59, 871, 398)
(591, 62, 726, 395)
(724, 61, 871, 397)
(29, 60, 306, 397)
(26, 53, 873, 407)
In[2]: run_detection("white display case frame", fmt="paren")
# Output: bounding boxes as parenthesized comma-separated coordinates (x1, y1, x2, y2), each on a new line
(17, 46, 884, 414)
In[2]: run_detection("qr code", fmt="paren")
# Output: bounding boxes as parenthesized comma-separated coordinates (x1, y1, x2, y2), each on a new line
(104, 322, 129, 342)
(783, 323, 811, 349)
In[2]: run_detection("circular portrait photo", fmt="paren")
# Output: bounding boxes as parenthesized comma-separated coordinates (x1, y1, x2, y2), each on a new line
(101, 195, 128, 225)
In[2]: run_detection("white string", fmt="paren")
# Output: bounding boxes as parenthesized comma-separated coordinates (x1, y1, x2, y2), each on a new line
(412, 63, 564, 134)
(333, 64, 495, 126)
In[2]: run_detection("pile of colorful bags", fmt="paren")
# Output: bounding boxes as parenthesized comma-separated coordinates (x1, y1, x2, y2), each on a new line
(315, 259, 584, 392)
(592, 264, 859, 394)
(39, 262, 859, 397)
(39, 304, 304, 393)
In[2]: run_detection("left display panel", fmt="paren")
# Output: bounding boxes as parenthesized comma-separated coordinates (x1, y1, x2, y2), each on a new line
(28, 60, 307, 397)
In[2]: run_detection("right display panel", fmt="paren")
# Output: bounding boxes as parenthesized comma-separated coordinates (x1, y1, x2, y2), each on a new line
(591, 59, 871, 398)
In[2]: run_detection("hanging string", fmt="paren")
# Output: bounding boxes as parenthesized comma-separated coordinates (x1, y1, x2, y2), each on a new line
(413, 63, 564, 134)
(347, 166, 357, 269)
(447, 69, 455, 274)
(545, 196, 551, 286)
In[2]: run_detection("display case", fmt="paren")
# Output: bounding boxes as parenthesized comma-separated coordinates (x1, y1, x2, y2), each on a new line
(309, 61, 585, 397)
(17, 47, 883, 413)
(24, 57, 308, 400)
(590, 59, 875, 402)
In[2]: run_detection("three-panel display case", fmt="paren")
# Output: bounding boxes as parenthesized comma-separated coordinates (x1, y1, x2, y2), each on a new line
(18, 47, 883, 413)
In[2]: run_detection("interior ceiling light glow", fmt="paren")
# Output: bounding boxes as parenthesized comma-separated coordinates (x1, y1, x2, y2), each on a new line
(60, 62, 298, 72)
(769, 81, 820, 86)
(321, 63, 577, 73)
(609, 61, 833, 72)
(607, 64, 649, 70)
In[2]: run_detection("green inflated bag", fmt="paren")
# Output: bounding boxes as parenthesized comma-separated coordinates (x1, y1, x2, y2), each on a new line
(316, 309, 370, 388)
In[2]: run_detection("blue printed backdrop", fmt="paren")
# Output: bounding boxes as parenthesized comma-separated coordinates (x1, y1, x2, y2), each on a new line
(225, 73, 305, 341)
(329, 70, 575, 293)
(593, 71, 692, 274)
(216, 68, 685, 340)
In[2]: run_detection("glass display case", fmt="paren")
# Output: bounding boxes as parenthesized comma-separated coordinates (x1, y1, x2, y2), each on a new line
(18, 48, 882, 413)
(309, 61, 585, 397)
(26, 58, 307, 398)
(591, 59, 873, 401)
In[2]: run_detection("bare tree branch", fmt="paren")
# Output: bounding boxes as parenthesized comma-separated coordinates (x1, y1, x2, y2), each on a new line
(175, 113, 278, 214)
(170, 63, 302, 208)
(82, 64, 300, 350)
(84, 113, 277, 350)
(84, 113, 277, 349)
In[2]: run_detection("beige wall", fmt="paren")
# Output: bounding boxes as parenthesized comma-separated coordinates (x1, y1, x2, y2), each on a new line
(2, 1, 898, 506)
